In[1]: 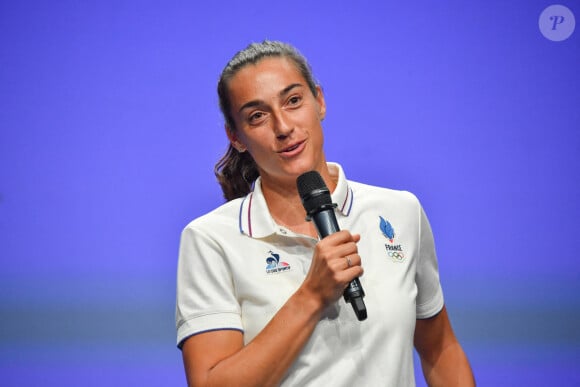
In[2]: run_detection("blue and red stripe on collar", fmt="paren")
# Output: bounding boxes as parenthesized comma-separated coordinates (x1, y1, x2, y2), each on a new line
(238, 163, 353, 238)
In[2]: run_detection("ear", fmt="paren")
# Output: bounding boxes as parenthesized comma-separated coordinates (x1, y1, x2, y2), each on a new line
(315, 86, 326, 121)
(225, 124, 247, 153)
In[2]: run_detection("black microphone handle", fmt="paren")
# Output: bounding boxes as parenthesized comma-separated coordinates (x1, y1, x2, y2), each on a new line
(310, 210, 368, 321)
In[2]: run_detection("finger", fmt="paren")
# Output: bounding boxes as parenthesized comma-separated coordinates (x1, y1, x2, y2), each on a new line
(336, 264, 364, 286)
(331, 242, 359, 262)
(343, 254, 362, 269)
(345, 263, 364, 278)
(320, 230, 357, 246)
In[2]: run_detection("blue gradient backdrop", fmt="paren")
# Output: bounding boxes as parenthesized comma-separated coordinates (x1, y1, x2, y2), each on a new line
(1, 1, 579, 385)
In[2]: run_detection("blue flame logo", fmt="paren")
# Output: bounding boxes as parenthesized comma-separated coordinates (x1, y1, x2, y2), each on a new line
(379, 216, 395, 243)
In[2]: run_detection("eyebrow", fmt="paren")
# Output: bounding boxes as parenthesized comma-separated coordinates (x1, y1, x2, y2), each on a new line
(238, 83, 304, 113)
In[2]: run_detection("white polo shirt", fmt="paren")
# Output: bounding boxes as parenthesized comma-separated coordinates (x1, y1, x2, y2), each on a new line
(176, 163, 444, 386)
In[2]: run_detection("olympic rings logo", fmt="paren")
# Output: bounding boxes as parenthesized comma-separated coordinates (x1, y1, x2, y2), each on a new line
(388, 251, 405, 261)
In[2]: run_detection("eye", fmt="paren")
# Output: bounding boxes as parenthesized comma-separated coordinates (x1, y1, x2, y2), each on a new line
(248, 111, 266, 124)
(287, 95, 302, 106)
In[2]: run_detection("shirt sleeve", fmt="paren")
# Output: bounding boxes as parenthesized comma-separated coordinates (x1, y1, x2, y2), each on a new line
(415, 205, 445, 319)
(175, 224, 243, 349)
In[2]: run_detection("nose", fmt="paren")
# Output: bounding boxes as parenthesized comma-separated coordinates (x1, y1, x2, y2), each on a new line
(272, 111, 294, 140)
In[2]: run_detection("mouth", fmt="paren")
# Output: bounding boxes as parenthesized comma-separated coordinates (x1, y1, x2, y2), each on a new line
(277, 140, 305, 156)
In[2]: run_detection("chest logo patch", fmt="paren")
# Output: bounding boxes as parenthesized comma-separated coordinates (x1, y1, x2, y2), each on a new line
(265, 250, 291, 274)
(379, 216, 406, 263)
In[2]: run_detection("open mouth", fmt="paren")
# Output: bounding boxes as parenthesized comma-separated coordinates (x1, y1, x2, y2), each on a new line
(282, 143, 301, 152)
(278, 140, 305, 156)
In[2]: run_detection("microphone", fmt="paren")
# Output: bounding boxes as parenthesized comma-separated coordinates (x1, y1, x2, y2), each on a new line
(296, 171, 367, 321)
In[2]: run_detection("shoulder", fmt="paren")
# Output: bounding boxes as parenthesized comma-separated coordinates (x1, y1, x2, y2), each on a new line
(182, 197, 245, 236)
(349, 180, 421, 208)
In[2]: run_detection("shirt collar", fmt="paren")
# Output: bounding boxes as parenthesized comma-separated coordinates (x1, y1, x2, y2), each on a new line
(329, 162, 354, 218)
(238, 162, 354, 238)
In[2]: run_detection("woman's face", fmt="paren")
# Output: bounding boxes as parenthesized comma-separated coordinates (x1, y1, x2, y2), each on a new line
(226, 56, 327, 188)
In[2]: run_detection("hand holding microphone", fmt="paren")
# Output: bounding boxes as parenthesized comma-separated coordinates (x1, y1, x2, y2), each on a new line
(297, 171, 367, 321)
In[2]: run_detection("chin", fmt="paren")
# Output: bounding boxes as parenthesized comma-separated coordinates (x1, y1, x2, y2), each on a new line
(286, 160, 319, 176)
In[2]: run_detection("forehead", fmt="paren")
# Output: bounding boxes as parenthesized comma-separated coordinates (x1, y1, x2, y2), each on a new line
(227, 57, 306, 107)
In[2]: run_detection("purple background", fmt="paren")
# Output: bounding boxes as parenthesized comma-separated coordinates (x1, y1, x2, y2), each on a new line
(1, 1, 579, 385)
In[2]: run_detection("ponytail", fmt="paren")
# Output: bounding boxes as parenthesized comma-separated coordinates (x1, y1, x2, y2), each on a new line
(214, 144, 259, 201)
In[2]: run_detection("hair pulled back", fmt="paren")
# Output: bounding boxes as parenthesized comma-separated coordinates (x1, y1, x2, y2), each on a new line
(214, 41, 319, 201)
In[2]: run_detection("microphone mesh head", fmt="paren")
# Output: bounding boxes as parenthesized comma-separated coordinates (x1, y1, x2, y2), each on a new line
(296, 171, 332, 215)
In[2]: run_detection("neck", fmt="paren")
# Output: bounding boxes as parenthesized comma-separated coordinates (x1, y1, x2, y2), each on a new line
(260, 178, 315, 237)
(259, 167, 336, 238)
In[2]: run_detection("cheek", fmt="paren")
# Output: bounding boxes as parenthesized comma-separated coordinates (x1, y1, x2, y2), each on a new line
(240, 130, 272, 154)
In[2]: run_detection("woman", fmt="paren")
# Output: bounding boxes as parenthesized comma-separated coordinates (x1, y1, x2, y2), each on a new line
(176, 41, 475, 386)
